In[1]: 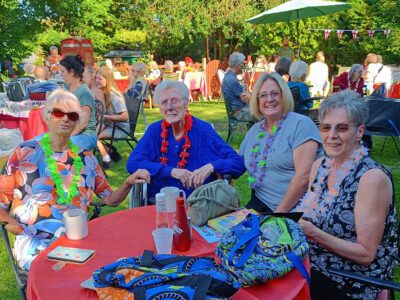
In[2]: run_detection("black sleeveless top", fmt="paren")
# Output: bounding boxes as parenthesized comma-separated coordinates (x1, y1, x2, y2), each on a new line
(303, 155, 398, 299)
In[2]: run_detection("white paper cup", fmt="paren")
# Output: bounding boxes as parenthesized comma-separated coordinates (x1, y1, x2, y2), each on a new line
(152, 228, 174, 254)
(160, 187, 186, 213)
(63, 209, 88, 240)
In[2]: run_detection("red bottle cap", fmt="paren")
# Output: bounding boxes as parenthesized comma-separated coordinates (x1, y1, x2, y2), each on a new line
(176, 197, 185, 206)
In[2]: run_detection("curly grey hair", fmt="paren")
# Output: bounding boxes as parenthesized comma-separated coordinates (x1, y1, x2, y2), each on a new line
(319, 89, 369, 125)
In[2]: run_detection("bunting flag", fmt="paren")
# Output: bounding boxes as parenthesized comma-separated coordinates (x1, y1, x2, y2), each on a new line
(367, 30, 375, 37)
(352, 30, 358, 41)
(324, 29, 331, 40)
(384, 30, 391, 38)
(337, 30, 344, 40)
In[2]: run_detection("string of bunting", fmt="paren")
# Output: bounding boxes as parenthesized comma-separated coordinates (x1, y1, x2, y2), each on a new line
(309, 29, 391, 40)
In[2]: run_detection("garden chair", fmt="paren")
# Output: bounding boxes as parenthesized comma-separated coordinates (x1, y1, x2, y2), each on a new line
(289, 86, 322, 125)
(328, 268, 397, 300)
(223, 95, 253, 145)
(364, 97, 400, 155)
(128, 175, 233, 209)
(0, 223, 28, 300)
(99, 93, 141, 151)
(139, 83, 150, 128)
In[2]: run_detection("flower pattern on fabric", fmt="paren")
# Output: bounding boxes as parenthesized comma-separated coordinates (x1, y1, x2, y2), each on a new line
(297, 156, 398, 299)
(1, 140, 112, 270)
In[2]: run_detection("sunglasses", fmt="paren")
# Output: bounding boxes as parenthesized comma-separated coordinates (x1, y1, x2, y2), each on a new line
(49, 108, 80, 122)
(319, 123, 358, 133)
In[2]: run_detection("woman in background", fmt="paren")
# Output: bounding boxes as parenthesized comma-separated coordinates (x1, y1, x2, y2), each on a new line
(59, 55, 97, 150)
(95, 66, 129, 169)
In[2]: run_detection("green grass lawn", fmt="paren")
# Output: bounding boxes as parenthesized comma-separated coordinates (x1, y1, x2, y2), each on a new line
(1, 100, 399, 298)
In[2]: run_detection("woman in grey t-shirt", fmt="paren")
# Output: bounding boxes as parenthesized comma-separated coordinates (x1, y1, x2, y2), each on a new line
(95, 66, 129, 168)
(240, 72, 322, 212)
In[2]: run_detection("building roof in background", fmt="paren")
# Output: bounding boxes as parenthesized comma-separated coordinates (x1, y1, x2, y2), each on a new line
(104, 50, 143, 58)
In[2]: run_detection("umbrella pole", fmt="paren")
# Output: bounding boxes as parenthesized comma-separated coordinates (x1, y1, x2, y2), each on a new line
(297, 20, 301, 59)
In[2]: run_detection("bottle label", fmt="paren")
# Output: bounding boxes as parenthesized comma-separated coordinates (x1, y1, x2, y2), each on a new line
(173, 224, 183, 235)
(156, 199, 167, 212)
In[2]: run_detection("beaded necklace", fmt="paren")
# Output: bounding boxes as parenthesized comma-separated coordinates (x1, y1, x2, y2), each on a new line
(160, 113, 193, 168)
(247, 116, 285, 188)
(297, 146, 368, 221)
(347, 74, 361, 92)
(42, 133, 83, 205)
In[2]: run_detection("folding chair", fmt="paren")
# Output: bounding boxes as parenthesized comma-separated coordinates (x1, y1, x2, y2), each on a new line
(129, 182, 149, 208)
(139, 83, 150, 128)
(328, 268, 397, 300)
(100, 93, 142, 151)
(290, 86, 323, 125)
(222, 95, 253, 145)
(0, 223, 28, 300)
(364, 97, 400, 155)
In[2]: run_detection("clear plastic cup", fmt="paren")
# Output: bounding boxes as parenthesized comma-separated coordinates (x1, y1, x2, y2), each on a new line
(152, 228, 174, 254)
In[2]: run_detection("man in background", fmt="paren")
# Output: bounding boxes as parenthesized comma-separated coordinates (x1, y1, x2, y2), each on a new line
(222, 52, 255, 122)
(276, 37, 295, 61)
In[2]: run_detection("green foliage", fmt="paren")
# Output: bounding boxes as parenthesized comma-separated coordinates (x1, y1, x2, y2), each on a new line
(113, 29, 147, 49)
(1, 0, 399, 67)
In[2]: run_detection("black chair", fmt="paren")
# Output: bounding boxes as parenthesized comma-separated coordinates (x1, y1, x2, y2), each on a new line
(289, 86, 322, 124)
(139, 83, 150, 128)
(328, 268, 397, 300)
(100, 93, 142, 151)
(364, 97, 400, 155)
(1, 223, 28, 300)
(223, 97, 253, 145)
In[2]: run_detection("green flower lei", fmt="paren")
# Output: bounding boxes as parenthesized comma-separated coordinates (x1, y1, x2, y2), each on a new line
(42, 133, 83, 205)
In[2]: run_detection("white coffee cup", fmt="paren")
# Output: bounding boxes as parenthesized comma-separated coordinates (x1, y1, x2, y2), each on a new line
(152, 228, 174, 254)
(63, 209, 88, 240)
(160, 187, 186, 213)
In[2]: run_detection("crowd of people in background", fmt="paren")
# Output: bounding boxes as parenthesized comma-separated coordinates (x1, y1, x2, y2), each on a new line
(1, 39, 399, 300)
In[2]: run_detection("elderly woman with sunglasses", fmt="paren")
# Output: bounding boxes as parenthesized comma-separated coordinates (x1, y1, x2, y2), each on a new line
(126, 81, 245, 199)
(296, 89, 398, 300)
(240, 72, 322, 213)
(0, 90, 150, 270)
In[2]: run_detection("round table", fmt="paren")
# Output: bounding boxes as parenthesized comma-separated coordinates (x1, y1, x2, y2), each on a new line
(0, 108, 48, 141)
(27, 206, 310, 300)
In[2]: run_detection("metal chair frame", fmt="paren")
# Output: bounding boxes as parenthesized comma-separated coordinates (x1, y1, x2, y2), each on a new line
(100, 93, 142, 151)
(0, 223, 28, 300)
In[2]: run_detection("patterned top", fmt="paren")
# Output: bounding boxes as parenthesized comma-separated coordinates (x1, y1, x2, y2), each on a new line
(297, 155, 398, 299)
(0, 140, 112, 270)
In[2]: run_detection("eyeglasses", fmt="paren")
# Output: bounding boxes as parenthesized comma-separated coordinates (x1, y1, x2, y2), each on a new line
(159, 98, 184, 108)
(258, 91, 281, 101)
(319, 123, 358, 133)
(49, 108, 80, 122)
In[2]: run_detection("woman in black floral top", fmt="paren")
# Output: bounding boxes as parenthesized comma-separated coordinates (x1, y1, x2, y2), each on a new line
(297, 89, 398, 300)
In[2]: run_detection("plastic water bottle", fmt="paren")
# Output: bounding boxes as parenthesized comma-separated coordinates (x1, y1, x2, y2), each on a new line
(173, 197, 191, 251)
(155, 193, 168, 228)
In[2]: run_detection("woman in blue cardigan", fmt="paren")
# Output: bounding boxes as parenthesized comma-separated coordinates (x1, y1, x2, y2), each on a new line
(126, 81, 245, 199)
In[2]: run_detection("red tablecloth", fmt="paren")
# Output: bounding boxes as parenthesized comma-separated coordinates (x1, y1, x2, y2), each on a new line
(115, 79, 130, 93)
(0, 108, 48, 140)
(27, 206, 310, 300)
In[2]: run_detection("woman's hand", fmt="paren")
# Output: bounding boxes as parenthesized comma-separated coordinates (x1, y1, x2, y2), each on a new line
(171, 168, 193, 189)
(189, 164, 214, 189)
(126, 169, 151, 185)
(299, 219, 317, 240)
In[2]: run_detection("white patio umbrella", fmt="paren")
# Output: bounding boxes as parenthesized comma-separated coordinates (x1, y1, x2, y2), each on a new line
(246, 0, 351, 56)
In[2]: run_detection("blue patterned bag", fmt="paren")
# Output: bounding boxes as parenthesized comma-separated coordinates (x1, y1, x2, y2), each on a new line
(93, 250, 241, 299)
(215, 214, 310, 287)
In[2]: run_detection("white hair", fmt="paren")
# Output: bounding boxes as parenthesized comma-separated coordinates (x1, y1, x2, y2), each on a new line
(289, 61, 308, 81)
